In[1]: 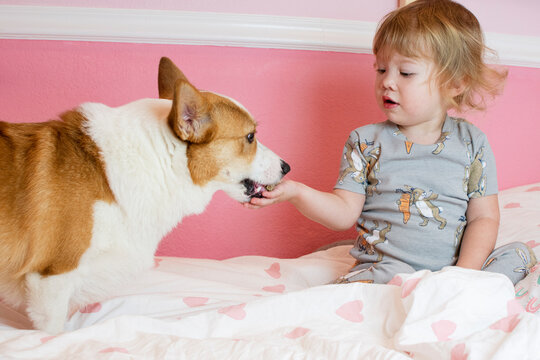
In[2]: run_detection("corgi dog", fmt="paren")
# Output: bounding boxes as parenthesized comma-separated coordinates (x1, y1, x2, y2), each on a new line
(0, 57, 290, 334)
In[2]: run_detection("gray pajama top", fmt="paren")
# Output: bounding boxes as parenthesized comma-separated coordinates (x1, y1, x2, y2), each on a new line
(334, 116, 497, 271)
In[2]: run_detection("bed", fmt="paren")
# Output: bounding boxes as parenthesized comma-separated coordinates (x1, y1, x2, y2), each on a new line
(1, 182, 539, 359)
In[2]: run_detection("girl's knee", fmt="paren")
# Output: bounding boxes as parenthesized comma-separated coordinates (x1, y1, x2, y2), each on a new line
(503, 242, 537, 266)
(483, 242, 538, 285)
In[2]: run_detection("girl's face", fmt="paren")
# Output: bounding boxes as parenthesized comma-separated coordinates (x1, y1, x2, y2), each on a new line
(374, 50, 450, 138)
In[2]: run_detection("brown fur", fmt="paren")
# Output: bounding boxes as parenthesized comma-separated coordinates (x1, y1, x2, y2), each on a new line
(186, 97, 258, 185)
(0, 111, 114, 279)
(158, 57, 258, 186)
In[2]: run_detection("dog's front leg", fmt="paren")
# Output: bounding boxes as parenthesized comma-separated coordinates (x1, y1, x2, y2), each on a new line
(25, 272, 73, 334)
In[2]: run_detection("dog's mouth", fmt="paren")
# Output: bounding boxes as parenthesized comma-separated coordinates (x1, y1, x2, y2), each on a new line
(242, 179, 278, 199)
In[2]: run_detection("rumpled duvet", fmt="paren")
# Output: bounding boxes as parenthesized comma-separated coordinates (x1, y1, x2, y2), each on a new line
(1, 182, 539, 359)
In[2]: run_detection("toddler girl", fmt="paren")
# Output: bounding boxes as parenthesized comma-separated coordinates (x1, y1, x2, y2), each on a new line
(246, 0, 536, 285)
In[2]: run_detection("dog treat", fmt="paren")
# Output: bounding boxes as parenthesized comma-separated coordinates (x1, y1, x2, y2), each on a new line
(265, 184, 276, 191)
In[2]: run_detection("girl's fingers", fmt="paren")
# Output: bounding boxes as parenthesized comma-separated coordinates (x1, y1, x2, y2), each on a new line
(243, 202, 259, 209)
(243, 181, 291, 209)
(252, 194, 279, 206)
(261, 189, 279, 199)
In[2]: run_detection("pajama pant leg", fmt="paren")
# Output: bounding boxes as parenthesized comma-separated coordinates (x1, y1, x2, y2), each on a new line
(482, 242, 538, 285)
(334, 257, 416, 284)
(335, 242, 537, 286)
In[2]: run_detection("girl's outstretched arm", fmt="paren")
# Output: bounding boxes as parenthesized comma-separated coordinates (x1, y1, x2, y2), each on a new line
(244, 179, 365, 231)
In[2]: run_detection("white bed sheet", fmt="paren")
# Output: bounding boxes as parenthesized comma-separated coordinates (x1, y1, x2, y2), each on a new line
(1, 182, 539, 359)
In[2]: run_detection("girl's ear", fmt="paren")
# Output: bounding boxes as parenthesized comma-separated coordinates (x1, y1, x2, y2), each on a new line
(444, 78, 468, 110)
(448, 79, 466, 98)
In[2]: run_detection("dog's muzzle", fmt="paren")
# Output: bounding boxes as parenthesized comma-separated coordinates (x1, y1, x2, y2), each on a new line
(242, 160, 290, 198)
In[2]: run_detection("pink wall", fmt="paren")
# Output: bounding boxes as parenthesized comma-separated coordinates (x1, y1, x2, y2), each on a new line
(1, 39, 539, 260)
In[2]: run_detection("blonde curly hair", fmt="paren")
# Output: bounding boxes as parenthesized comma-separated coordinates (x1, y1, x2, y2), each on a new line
(373, 0, 508, 112)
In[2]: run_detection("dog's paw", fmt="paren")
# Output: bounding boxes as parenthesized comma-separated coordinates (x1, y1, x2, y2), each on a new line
(25, 273, 68, 334)
(26, 308, 64, 334)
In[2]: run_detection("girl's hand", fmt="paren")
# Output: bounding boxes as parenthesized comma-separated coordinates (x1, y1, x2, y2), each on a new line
(243, 179, 298, 209)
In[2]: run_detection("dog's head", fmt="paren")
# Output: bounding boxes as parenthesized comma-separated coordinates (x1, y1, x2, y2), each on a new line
(158, 57, 290, 202)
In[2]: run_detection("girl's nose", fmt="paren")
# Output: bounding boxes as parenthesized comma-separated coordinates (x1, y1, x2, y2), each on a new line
(381, 73, 397, 91)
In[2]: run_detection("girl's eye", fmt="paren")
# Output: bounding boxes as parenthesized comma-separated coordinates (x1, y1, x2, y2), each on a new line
(246, 132, 255, 143)
(400, 72, 414, 77)
(376, 68, 386, 74)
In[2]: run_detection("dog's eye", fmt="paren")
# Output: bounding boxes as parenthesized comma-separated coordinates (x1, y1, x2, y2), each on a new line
(246, 132, 255, 144)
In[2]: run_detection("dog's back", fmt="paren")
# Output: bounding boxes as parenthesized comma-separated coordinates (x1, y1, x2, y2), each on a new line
(0, 112, 114, 282)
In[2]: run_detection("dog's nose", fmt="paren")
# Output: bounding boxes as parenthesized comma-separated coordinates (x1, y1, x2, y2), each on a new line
(280, 160, 291, 175)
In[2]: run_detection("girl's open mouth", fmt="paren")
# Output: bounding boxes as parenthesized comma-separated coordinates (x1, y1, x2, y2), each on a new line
(383, 96, 399, 108)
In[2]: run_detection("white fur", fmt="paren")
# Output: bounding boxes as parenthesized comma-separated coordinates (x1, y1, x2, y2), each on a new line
(23, 97, 286, 334)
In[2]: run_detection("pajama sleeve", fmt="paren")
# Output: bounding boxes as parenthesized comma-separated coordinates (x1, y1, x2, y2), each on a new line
(467, 132, 498, 198)
(334, 130, 368, 195)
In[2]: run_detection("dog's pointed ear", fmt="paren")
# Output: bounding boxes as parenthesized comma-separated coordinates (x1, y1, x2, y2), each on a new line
(158, 57, 188, 100)
(168, 80, 215, 143)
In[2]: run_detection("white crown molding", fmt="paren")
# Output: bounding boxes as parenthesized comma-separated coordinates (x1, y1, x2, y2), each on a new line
(1, 5, 539, 68)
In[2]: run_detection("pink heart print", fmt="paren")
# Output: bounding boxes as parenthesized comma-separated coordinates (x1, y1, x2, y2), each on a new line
(80, 302, 102, 313)
(387, 275, 403, 286)
(335, 300, 364, 323)
(183, 297, 209, 307)
(490, 314, 520, 332)
(431, 320, 457, 341)
(401, 278, 421, 298)
(265, 262, 281, 279)
(262, 284, 285, 293)
(487, 299, 526, 330)
(284, 327, 310, 339)
(525, 240, 539, 248)
(451, 343, 468, 360)
(218, 303, 247, 320)
(40, 336, 56, 344)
